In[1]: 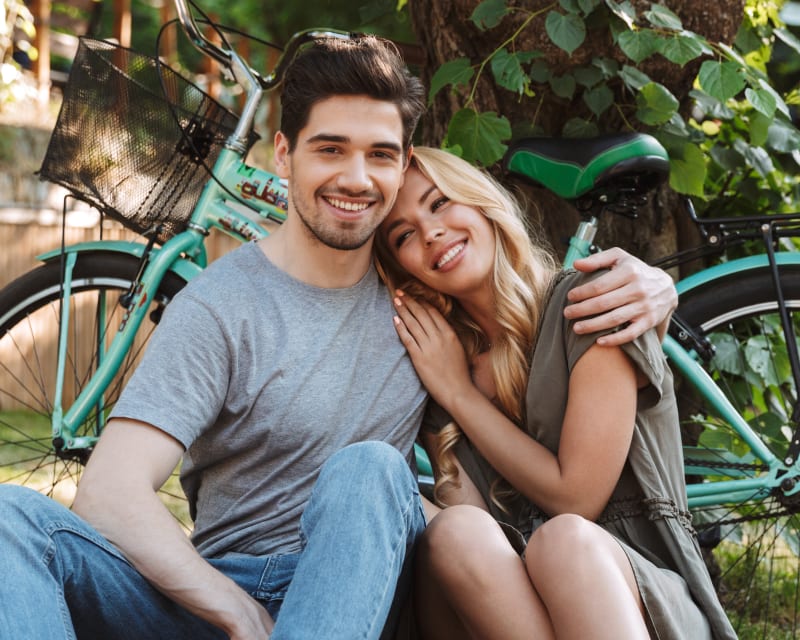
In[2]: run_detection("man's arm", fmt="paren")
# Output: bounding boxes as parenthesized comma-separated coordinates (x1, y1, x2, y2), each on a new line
(563, 247, 677, 346)
(72, 419, 273, 640)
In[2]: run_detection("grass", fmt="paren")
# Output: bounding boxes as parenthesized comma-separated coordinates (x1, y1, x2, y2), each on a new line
(0, 410, 191, 531)
(713, 537, 800, 638)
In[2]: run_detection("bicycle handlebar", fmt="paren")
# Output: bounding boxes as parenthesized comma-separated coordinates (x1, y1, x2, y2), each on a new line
(172, 0, 354, 91)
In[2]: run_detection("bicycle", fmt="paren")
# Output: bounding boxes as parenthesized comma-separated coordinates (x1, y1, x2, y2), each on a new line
(0, 1, 798, 637)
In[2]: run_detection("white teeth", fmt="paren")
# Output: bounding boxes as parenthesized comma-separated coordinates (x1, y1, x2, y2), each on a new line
(436, 243, 464, 269)
(327, 197, 369, 212)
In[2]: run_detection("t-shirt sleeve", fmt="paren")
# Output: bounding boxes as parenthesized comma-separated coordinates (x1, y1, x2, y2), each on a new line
(558, 270, 667, 410)
(109, 289, 232, 448)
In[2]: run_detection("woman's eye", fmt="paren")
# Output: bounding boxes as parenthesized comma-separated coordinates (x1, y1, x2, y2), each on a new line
(431, 196, 449, 212)
(394, 230, 412, 249)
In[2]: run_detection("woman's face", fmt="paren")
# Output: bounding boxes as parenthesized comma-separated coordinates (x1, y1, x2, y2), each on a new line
(380, 166, 495, 300)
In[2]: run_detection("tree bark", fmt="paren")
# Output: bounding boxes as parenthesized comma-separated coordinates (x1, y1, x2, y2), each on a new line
(409, 0, 744, 269)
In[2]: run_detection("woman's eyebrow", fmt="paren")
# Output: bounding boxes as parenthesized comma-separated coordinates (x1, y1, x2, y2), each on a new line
(418, 185, 437, 205)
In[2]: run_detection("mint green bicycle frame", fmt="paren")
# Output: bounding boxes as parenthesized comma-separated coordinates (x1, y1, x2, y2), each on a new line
(565, 218, 800, 509)
(46, 147, 286, 451)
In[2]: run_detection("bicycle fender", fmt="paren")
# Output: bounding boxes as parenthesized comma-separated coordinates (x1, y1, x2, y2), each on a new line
(36, 241, 204, 284)
(676, 252, 800, 296)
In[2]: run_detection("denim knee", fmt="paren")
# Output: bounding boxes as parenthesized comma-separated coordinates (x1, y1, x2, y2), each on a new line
(0, 485, 60, 528)
(319, 441, 414, 497)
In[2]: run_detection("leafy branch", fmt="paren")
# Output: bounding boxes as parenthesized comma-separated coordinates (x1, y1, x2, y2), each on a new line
(427, 0, 800, 216)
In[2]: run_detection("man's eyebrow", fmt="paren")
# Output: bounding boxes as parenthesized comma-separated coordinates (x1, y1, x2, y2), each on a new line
(305, 133, 402, 153)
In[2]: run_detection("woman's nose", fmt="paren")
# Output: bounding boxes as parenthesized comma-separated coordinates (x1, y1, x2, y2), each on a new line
(424, 225, 445, 244)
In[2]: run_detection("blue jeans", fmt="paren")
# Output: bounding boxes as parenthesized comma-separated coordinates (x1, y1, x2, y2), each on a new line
(0, 441, 426, 639)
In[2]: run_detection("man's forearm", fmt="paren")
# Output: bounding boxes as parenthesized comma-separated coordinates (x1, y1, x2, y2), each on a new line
(73, 480, 271, 637)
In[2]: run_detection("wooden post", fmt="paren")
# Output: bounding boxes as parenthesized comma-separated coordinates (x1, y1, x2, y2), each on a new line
(112, 0, 131, 48)
(31, 0, 50, 107)
(160, 0, 177, 64)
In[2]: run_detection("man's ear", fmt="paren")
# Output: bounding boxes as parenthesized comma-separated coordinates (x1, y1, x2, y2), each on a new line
(404, 145, 414, 169)
(274, 131, 291, 179)
(399, 145, 413, 187)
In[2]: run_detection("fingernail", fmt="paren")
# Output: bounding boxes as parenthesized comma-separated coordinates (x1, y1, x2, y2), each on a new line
(394, 297, 402, 306)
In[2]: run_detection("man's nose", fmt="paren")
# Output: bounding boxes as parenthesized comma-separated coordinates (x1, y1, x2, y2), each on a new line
(338, 156, 372, 193)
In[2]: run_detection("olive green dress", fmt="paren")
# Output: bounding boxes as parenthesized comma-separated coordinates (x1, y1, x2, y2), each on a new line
(425, 270, 736, 640)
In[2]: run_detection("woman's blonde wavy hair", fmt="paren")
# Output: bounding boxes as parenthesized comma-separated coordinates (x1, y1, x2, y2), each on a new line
(374, 146, 559, 508)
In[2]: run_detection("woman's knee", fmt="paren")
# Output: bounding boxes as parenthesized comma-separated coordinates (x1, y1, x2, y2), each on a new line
(420, 506, 516, 574)
(525, 513, 601, 575)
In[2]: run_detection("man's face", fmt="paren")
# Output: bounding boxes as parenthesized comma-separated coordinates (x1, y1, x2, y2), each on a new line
(274, 95, 408, 252)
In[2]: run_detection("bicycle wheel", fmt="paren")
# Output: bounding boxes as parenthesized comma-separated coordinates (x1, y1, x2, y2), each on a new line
(0, 251, 191, 528)
(675, 264, 800, 639)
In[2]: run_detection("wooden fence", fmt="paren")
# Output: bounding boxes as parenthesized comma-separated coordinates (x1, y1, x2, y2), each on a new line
(0, 208, 244, 412)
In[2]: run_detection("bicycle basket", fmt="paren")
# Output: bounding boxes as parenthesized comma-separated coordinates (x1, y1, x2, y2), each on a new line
(39, 37, 256, 244)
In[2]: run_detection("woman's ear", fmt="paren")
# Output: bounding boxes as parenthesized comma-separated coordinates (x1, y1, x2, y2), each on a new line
(274, 131, 291, 179)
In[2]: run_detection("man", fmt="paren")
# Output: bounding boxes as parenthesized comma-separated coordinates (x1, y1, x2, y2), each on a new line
(0, 34, 675, 639)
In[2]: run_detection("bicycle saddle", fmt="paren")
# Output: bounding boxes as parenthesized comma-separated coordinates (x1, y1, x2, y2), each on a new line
(503, 132, 670, 200)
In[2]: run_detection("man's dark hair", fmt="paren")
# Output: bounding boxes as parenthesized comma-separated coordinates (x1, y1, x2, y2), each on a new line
(279, 35, 425, 152)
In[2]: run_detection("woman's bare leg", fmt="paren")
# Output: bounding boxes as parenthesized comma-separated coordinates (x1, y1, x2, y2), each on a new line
(414, 505, 555, 640)
(525, 513, 649, 640)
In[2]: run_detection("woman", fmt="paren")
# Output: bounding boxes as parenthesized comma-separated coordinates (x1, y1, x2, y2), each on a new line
(374, 147, 735, 639)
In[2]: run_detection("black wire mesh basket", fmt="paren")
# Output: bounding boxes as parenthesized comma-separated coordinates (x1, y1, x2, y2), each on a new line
(39, 37, 254, 243)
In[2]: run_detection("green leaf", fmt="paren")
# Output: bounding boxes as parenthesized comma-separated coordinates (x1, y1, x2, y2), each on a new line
(574, 66, 604, 87)
(747, 111, 771, 148)
(698, 60, 746, 102)
(775, 27, 800, 57)
(659, 34, 705, 65)
(428, 58, 474, 104)
(757, 78, 790, 117)
(491, 49, 529, 94)
(545, 11, 587, 55)
(562, 117, 599, 137)
(635, 82, 679, 125)
(560, 0, 581, 13)
(584, 84, 614, 117)
(745, 87, 776, 118)
(617, 29, 660, 63)
(529, 60, 551, 84)
(767, 119, 800, 153)
(446, 108, 511, 166)
(592, 57, 620, 78)
(470, 0, 510, 30)
(744, 335, 785, 387)
(668, 141, 706, 196)
(643, 4, 683, 30)
(605, 0, 636, 29)
(709, 144, 745, 172)
(619, 65, 652, 90)
(689, 89, 735, 120)
(550, 73, 577, 98)
(709, 332, 743, 374)
(578, 0, 602, 14)
(733, 138, 775, 178)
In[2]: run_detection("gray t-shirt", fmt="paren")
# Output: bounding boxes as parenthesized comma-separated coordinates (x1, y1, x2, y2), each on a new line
(111, 241, 427, 558)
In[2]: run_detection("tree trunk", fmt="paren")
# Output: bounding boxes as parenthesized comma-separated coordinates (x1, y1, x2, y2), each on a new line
(409, 0, 744, 270)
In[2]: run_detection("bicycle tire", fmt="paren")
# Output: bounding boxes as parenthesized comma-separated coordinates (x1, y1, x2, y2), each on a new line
(675, 264, 800, 639)
(0, 252, 190, 527)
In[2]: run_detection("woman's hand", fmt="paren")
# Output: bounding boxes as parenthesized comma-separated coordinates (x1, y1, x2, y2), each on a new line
(392, 291, 473, 406)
